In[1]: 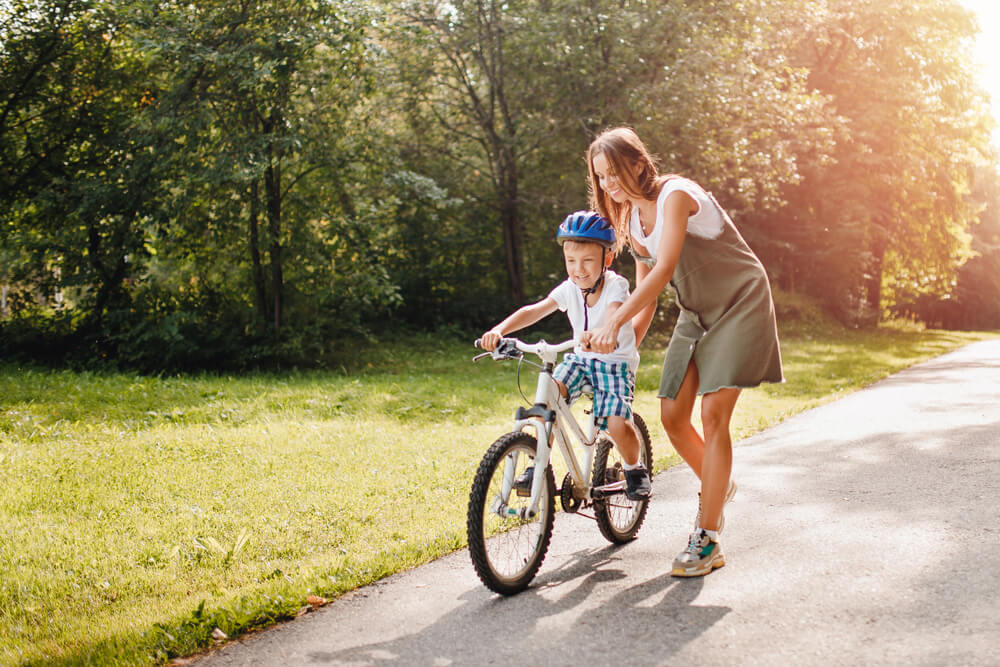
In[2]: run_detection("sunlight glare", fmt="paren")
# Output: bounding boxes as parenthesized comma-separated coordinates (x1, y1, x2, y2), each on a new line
(962, 0, 1000, 145)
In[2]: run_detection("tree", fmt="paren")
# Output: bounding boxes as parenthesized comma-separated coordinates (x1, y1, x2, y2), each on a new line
(387, 0, 547, 304)
(893, 162, 1000, 329)
(386, 0, 833, 308)
(133, 0, 378, 334)
(772, 0, 992, 324)
(0, 0, 155, 331)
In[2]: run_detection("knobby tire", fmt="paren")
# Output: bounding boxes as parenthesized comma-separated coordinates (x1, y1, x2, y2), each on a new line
(592, 412, 653, 544)
(467, 431, 555, 595)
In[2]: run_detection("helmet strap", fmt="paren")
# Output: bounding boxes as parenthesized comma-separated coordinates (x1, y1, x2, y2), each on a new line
(580, 248, 608, 332)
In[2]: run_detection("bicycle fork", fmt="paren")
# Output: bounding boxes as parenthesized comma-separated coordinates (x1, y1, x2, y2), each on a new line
(491, 415, 554, 521)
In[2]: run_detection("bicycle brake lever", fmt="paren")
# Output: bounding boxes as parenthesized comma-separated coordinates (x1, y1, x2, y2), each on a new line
(495, 339, 520, 358)
(472, 352, 491, 363)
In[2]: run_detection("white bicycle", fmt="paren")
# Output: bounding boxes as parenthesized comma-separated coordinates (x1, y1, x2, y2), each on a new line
(467, 337, 653, 595)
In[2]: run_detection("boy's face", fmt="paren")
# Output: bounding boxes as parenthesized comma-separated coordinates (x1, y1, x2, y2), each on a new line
(563, 240, 609, 290)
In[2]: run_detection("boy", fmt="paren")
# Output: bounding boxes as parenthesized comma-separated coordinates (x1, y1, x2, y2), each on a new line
(480, 211, 651, 500)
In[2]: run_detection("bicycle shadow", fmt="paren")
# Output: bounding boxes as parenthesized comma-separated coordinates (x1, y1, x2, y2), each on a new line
(307, 544, 729, 665)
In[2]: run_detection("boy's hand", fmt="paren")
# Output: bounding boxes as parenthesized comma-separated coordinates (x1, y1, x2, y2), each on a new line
(480, 330, 503, 351)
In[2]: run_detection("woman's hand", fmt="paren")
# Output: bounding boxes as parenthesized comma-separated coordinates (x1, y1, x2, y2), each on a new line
(584, 319, 621, 354)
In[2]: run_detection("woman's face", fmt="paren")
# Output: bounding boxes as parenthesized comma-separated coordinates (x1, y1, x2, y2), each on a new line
(592, 152, 628, 203)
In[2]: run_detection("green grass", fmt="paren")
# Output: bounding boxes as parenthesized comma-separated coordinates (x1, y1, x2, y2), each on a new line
(0, 322, 996, 665)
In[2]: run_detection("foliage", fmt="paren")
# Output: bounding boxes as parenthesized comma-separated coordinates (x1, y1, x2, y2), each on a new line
(756, 0, 994, 325)
(1, 0, 997, 372)
(891, 161, 1000, 329)
(0, 0, 158, 333)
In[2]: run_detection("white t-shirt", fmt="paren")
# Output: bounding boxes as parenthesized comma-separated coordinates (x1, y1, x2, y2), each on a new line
(629, 177, 726, 262)
(548, 270, 639, 368)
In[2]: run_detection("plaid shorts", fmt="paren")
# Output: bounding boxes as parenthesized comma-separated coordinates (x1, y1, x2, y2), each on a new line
(553, 353, 634, 428)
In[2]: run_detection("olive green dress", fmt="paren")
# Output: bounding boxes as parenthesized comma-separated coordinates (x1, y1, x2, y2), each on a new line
(630, 178, 783, 399)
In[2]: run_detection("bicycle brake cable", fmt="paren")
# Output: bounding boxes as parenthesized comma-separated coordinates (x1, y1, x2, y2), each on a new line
(515, 354, 542, 406)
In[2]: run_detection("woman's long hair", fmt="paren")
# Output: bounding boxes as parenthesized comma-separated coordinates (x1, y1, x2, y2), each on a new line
(586, 127, 677, 254)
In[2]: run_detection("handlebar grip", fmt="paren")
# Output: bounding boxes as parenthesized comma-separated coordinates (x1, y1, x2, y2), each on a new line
(474, 338, 483, 349)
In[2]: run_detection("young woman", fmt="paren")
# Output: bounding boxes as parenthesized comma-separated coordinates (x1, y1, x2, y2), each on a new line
(582, 127, 783, 577)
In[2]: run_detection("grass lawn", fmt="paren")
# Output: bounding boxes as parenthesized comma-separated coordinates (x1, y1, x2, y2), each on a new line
(1, 321, 996, 665)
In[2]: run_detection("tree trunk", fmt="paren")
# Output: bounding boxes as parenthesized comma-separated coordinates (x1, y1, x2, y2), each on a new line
(86, 219, 129, 329)
(248, 179, 269, 328)
(863, 234, 886, 326)
(497, 147, 524, 304)
(264, 155, 283, 333)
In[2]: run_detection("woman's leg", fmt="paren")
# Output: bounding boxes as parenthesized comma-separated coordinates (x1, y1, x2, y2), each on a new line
(697, 387, 741, 532)
(660, 361, 703, 477)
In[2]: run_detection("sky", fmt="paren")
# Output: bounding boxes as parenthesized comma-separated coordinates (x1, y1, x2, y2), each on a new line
(962, 0, 1000, 146)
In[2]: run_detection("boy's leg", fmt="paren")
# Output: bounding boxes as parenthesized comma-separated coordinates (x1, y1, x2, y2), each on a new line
(592, 361, 650, 500)
(605, 416, 640, 465)
(553, 379, 569, 400)
(591, 361, 637, 460)
(606, 415, 650, 500)
(553, 354, 588, 405)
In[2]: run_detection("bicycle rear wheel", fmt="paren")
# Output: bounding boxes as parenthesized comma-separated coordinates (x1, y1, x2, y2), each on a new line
(592, 412, 653, 544)
(467, 431, 555, 595)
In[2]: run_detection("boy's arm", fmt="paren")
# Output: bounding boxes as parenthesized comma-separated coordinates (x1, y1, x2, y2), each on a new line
(481, 297, 559, 350)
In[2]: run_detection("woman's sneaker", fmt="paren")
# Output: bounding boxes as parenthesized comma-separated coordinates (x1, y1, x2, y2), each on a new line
(694, 480, 738, 532)
(671, 530, 725, 577)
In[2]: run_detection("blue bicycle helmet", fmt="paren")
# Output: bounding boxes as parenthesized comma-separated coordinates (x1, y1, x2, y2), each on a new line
(557, 211, 616, 249)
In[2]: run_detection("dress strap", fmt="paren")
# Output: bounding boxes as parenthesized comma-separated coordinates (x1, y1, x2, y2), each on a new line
(627, 244, 656, 268)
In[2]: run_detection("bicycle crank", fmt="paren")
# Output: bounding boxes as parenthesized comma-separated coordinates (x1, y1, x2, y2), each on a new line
(590, 479, 628, 499)
(560, 473, 585, 513)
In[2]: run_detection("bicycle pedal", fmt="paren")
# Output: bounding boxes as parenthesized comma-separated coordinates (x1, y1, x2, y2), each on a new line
(513, 466, 534, 496)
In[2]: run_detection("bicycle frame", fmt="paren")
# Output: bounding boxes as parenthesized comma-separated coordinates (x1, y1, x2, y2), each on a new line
(488, 339, 628, 519)
(470, 335, 652, 595)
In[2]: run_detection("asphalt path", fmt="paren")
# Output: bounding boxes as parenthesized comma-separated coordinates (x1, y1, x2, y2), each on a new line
(195, 339, 1000, 666)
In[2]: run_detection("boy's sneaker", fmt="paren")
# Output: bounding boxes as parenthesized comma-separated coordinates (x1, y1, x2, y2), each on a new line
(624, 466, 651, 501)
(513, 466, 534, 497)
(671, 530, 725, 577)
(694, 480, 738, 533)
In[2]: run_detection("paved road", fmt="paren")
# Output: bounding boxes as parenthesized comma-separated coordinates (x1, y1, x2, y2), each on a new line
(196, 340, 1000, 666)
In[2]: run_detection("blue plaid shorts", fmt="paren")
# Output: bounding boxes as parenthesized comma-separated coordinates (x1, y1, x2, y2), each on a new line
(553, 353, 634, 428)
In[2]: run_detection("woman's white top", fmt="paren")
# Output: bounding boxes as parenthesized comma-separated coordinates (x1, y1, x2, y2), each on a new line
(629, 177, 726, 262)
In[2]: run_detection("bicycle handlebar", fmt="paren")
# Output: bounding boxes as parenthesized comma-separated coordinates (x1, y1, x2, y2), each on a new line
(473, 336, 576, 364)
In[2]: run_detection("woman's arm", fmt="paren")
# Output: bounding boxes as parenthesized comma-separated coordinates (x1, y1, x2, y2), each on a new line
(630, 260, 658, 346)
(585, 191, 693, 353)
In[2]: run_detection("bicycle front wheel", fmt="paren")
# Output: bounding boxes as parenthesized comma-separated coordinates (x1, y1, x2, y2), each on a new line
(592, 412, 653, 544)
(467, 431, 555, 595)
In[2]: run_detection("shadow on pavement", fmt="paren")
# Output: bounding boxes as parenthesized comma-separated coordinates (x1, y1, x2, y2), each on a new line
(307, 544, 728, 665)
